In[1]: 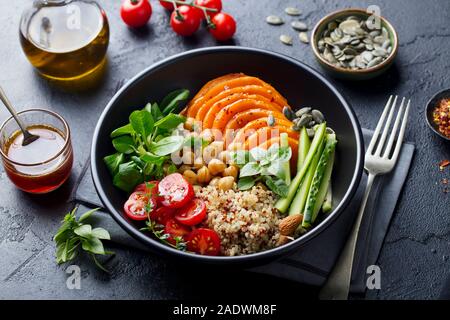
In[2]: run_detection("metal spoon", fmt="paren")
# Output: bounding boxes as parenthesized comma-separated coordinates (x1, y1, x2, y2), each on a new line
(0, 86, 39, 146)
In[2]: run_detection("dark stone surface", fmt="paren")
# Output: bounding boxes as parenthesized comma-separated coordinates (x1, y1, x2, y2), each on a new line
(0, 0, 449, 300)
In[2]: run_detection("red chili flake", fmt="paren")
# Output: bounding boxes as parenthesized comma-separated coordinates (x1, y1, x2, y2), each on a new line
(433, 98, 450, 138)
(439, 159, 450, 171)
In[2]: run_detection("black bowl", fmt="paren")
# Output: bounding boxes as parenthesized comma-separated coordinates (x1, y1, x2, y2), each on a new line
(91, 47, 364, 267)
(425, 88, 450, 141)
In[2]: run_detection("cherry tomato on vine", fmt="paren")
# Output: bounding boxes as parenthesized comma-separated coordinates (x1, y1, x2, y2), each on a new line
(209, 12, 236, 41)
(194, 0, 222, 18)
(159, 0, 184, 11)
(170, 5, 202, 37)
(120, 0, 152, 28)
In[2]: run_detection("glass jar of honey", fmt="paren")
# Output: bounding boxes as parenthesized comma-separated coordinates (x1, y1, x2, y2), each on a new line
(19, 0, 109, 81)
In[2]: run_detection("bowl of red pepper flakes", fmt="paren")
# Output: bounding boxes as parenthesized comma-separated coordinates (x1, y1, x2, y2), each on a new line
(426, 89, 450, 141)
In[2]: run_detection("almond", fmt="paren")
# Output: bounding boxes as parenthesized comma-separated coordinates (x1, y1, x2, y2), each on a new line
(279, 214, 303, 236)
(277, 235, 294, 247)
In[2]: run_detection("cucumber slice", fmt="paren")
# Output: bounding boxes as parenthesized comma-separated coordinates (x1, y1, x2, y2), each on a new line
(322, 182, 333, 213)
(275, 123, 327, 214)
(280, 133, 291, 185)
(297, 126, 311, 171)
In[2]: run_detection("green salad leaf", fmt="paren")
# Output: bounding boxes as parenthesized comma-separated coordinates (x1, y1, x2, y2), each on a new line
(103, 89, 190, 193)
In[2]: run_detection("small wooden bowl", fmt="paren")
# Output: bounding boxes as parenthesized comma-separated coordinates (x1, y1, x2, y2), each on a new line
(311, 8, 399, 80)
(425, 88, 450, 141)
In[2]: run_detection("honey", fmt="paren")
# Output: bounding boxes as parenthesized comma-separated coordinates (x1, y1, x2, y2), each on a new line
(19, 0, 109, 81)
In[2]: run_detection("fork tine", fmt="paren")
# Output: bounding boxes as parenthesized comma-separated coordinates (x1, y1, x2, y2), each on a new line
(390, 99, 410, 162)
(367, 95, 395, 154)
(374, 95, 398, 156)
(383, 97, 405, 158)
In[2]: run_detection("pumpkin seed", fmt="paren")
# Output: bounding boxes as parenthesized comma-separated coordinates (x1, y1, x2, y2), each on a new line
(291, 21, 308, 31)
(367, 56, 383, 68)
(295, 107, 312, 117)
(280, 34, 293, 45)
(307, 120, 316, 128)
(373, 48, 387, 57)
(292, 125, 300, 132)
(326, 127, 335, 134)
(382, 39, 391, 50)
(299, 32, 309, 43)
(283, 106, 294, 120)
(311, 109, 325, 123)
(307, 128, 315, 138)
(285, 7, 301, 16)
(266, 15, 284, 25)
(362, 51, 373, 63)
(297, 114, 313, 127)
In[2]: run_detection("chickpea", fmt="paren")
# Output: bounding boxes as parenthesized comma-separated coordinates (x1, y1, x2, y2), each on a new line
(223, 165, 239, 180)
(200, 129, 214, 143)
(184, 117, 195, 131)
(182, 149, 194, 165)
(193, 157, 205, 170)
(202, 145, 217, 164)
(218, 150, 230, 164)
(210, 141, 225, 154)
(183, 170, 198, 185)
(218, 176, 235, 191)
(209, 177, 220, 187)
(197, 166, 212, 184)
(178, 164, 191, 174)
(208, 159, 226, 176)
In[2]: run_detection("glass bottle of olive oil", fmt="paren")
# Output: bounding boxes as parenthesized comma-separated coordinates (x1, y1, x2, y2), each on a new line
(19, 0, 109, 81)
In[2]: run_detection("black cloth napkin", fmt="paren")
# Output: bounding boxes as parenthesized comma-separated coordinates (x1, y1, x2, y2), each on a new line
(72, 129, 415, 294)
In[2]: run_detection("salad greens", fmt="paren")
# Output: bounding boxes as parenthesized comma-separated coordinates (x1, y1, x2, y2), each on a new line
(104, 89, 190, 193)
(232, 144, 292, 197)
(53, 207, 113, 272)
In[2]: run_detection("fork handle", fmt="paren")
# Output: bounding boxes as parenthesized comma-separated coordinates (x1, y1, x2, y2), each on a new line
(319, 173, 376, 300)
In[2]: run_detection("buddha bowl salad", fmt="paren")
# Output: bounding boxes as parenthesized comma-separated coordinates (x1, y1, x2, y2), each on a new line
(104, 74, 337, 256)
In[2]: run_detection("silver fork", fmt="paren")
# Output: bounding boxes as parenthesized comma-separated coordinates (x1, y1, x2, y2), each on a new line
(319, 95, 411, 300)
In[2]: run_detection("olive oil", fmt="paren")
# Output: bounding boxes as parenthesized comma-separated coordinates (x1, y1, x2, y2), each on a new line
(20, 0, 109, 81)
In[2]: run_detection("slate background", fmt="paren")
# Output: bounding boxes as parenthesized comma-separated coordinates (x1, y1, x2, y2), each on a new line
(0, 0, 449, 300)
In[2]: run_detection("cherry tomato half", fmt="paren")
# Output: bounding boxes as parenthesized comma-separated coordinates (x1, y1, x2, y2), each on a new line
(158, 173, 194, 208)
(209, 12, 236, 41)
(164, 218, 192, 244)
(121, 0, 152, 28)
(186, 228, 221, 256)
(194, 0, 222, 18)
(170, 5, 202, 36)
(159, 0, 184, 11)
(150, 206, 175, 226)
(124, 193, 157, 221)
(175, 198, 207, 226)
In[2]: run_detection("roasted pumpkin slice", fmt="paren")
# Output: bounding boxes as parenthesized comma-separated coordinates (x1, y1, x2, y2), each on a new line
(186, 73, 244, 118)
(202, 94, 281, 129)
(195, 84, 288, 123)
(245, 126, 299, 149)
(225, 108, 287, 131)
(213, 99, 283, 132)
(188, 75, 290, 118)
(259, 136, 299, 172)
(229, 117, 293, 145)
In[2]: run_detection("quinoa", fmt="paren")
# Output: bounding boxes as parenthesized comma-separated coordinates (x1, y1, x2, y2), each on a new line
(195, 185, 281, 256)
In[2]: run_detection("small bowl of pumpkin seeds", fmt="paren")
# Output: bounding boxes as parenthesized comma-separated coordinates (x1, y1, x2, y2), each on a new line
(311, 8, 398, 80)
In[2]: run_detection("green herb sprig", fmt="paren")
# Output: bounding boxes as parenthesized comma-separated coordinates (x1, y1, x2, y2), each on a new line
(232, 144, 292, 197)
(53, 207, 114, 272)
(140, 220, 187, 251)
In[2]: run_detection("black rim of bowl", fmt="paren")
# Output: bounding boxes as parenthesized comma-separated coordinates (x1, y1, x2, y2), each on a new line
(91, 46, 364, 264)
(425, 88, 450, 141)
